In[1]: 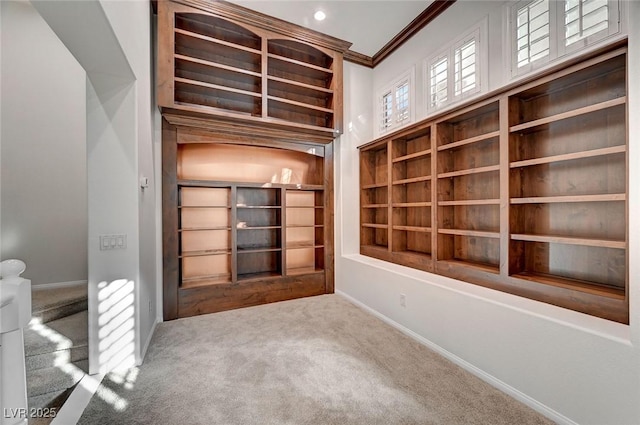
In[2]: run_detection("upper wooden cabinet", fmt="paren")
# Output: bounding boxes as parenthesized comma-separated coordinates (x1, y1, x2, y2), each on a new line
(157, 0, 350, 141)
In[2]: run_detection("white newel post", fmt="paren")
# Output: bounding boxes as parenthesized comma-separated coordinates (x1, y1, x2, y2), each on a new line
(0, 260, 31, 425)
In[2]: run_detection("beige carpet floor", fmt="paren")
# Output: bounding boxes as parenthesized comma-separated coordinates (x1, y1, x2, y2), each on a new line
(79, 294, 554, 425)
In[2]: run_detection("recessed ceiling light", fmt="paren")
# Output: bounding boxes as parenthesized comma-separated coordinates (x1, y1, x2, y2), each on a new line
(314, 10, 326, 21)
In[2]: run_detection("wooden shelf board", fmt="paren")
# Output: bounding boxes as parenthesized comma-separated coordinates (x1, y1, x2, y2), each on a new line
(437, 130, 500, 151)
(237, 246, 282, 253)
(509, 97, 626, 133)
(438, 164, 499, 179)
(176, 77, 261, 98)
(180, 248, 232, 258)
(236, 205, 282, 209)
(439, 229, 500, 238)
(362, 182, 388, 189)
(511, 194, 626, 204)
(392, 250, 432, 259)
(438, 259, 499, 274)
(179, 205, 230, 209)
(268, 53, 333, 74)
(237, 225, 282, 230)
(177, 180, 322, 191)
(179, 226, 231, 232)
(286, 267, 324, 276)
(267, 75, 334, 94)
(268, 95, 333, 113)
(286, 242, 324, 249)
(362, 223, 388, 229)
(392, 226, 431, 233)
(286, 224, 324, 228)
(181, 275, 232, 289)
(392, 202, 431, 207)
(438, 199, 500, 206)
(237, 271, 283, 281)
(362, 204, 389, 208)
(392, 175, 432, 185)
(511, 271, 625, 300)
(175, 28, 262, 55)
(392, 149, 432, 162)
(510, 145, 626, 168)
(175, 54, 262, 78)
(510, 233, 625, 249)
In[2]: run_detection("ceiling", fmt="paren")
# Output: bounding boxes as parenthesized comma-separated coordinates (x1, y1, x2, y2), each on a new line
(227, 1, 433, 57)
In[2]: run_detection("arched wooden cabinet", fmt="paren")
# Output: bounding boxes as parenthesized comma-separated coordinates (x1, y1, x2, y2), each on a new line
(157, 0, 349, 320)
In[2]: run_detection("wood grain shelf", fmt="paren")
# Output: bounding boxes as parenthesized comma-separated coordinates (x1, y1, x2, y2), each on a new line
(392, 202, 431, 207)
(362, 204, 388, 208)
(509, 97, 626, 133)
(237, 271, 282, 281)
(175, 54, 262, 78)
(438, 199, 500, 206)
(437, 131, 500, 151)
(362, 182, 388, 189)
(437, 165, 499, 179)
(237, 225, 282, 230)
(362, 223, 388, 229)
(438, 229, 500, 238)
(287, 241, 324, 249)
(393, 226, 431, 233)
(510, 145, 626, 168)
(510, 194, 626, 204)
(175, 77, 262, 98)
(267, 75, 334, 93)
(510, 234, 625, 249)
(267, 53, 333, 74)
(286, 267, 324, 276)
(267, 96, 333, 113)
(393, 176, 431, 185)
(180, 249, 232, 258)
(393, 149, 432, 162)
(181, 275, 232, 289)
(175, 28, 262, 56)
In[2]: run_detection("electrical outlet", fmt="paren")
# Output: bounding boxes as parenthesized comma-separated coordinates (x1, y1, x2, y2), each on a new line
(400, 293, 406, 308)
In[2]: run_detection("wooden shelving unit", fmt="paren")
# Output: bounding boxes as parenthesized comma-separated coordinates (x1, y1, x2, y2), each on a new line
(158, 0, 348, 137)
(358, 47, 629, 323)
(436, 101, 500, 273)
(507, 50, 627, 295)
(360, 142, 389, 255)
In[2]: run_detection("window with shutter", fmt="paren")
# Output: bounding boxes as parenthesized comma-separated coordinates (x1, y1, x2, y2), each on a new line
(376, 69, 414, 135)
(424, 19, 486, 111)
(515, 0, 550, 69)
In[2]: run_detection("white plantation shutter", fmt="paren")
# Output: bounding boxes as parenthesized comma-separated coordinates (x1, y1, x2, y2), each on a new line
(377, 70, 414, 134)
(454, 38, 477, 96)
(381, 91, 393, 131)
(395, 80, 410, 124)
(565, 0, 610, 46)
(515, 0, 550, 68)
(429, 56, 448, 108)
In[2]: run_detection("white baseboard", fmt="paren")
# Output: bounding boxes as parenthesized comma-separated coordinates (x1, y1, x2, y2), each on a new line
(335, 290, 576, 425)
(32, 280, 87, 290)
(138, 318, 159, 365)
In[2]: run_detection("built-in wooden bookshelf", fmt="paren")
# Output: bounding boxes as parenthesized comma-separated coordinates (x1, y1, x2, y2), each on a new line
(158, 0, 349, 138)
(359, 46, 628, 323)
(163, 128, 334, 320)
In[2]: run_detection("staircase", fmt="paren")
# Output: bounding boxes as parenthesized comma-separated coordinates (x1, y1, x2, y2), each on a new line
(24, 285, 89, 424)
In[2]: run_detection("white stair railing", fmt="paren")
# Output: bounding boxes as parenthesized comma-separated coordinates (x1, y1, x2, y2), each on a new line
(0, 260, 31, 425)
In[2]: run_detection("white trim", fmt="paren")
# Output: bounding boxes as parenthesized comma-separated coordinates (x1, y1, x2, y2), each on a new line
(51, 373, 105, 425)
(335, 290, 578, 425)
(31, 280, 88, 290)
(424, 17, 488, 113)
(375, 66, 415, 138)
(138, 318, 159, 364)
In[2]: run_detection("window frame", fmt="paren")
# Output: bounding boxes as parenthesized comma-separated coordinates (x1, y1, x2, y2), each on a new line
(423, 18, 487, 113)
(507, 0, 621, 78)
(375, 67, 415, 136)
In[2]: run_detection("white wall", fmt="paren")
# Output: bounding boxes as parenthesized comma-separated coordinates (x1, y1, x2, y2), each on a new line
(0, 0, 87, 287)
(30, 0, 157, 372)
(336, 1, 640, 424)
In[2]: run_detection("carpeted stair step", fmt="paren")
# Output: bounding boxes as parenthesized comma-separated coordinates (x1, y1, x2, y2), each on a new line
(28, 384, 78, 425)
(27, 359, 88, 398)
(25, 310, 89, 371)
(31, 285, 88, 324)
